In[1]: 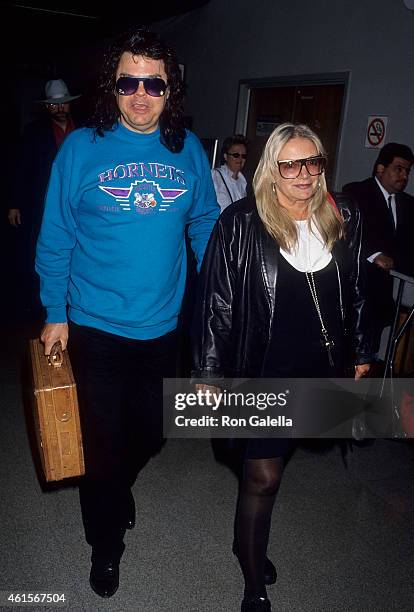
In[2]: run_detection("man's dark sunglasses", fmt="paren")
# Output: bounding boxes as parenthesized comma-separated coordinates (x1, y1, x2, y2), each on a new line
(227, 152, 247, 159)
(115, 76, 167, 97)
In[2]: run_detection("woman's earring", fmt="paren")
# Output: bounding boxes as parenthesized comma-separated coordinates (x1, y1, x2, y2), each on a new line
(271, 182, 276, 193)
(317, 180, 321, 189)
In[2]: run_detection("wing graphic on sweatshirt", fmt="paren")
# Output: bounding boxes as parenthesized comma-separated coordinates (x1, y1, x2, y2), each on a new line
(99, 180, 187, 210)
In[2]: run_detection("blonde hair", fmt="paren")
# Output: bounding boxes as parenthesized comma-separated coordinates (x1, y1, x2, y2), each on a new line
(253, 123, 343, 252)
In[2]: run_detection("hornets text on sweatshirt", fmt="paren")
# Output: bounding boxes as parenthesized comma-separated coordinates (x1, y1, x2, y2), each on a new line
(36, 124, 219, 339)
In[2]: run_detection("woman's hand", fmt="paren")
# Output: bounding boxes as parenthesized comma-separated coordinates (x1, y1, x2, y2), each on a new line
(354, 363, 371, 379)
(195, 383, 222, 396)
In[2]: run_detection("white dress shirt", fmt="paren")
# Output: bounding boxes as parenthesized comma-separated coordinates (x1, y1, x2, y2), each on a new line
(211, 164, 247, 212)
(279, 219, 332, 272)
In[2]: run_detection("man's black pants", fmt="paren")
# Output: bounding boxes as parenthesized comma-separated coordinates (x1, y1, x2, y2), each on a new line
(68, 322, 178, 561)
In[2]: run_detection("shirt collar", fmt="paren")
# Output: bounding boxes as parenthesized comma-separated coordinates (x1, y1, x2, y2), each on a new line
(375, 176, 394, 203)
(221, 163, 241, 180)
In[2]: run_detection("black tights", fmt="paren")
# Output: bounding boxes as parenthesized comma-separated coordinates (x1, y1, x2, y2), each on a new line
(235, 457, 284, 596)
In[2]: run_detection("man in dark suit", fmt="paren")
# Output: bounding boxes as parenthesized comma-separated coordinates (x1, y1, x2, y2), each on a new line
(8, 79, 80, 232)
(343, 142, 414, 355)
(7, 79, 80, 319)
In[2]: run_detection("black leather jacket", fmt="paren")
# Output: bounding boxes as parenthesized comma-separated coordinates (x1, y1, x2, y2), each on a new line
(192, 193, 374, 379)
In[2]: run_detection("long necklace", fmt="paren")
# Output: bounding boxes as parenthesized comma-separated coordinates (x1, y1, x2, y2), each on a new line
(304, 221, 335, 368)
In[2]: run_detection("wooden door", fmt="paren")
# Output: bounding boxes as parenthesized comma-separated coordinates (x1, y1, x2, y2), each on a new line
(245, 83, 344, 190)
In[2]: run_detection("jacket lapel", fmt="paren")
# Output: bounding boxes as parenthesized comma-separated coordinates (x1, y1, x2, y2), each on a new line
(257, 219, 279, 316)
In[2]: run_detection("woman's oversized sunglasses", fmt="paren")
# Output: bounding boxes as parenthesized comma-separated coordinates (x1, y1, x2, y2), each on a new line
(115, 76, 167, 97)
(277, 155, 327, 179)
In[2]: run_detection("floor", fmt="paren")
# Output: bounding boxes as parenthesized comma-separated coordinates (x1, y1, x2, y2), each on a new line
(1, 320, 414, 611)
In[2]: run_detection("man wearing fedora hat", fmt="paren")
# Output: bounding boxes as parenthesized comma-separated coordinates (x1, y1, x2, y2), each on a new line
(7, 78, 80, 319)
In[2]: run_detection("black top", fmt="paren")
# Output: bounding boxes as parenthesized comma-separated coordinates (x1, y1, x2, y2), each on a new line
(263, 254, 344, 378)
(191, 194, 375, 382)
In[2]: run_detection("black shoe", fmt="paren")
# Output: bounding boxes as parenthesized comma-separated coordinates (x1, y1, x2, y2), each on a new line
(125, 493, 136, 530)
(233, 544, 277, 585)
(89, 558, 119, 598)
(241, 594, 271, 611)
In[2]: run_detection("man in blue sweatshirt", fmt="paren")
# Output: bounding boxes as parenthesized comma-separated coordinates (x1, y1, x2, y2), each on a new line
(36, 29, 219, 598)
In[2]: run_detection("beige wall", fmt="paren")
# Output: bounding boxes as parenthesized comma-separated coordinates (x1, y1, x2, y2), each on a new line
(157, 0, 414, 192)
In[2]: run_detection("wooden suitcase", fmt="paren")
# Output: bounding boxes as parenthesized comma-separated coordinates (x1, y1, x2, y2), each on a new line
(29, 339, 85, 482)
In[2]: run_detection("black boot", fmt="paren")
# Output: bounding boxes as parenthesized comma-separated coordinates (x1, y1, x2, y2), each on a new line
(241, 594, 271, 611)
(89, 557, 120, 598)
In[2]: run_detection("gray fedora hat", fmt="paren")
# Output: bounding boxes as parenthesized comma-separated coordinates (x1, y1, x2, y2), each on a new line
(39, 79, 81, 104)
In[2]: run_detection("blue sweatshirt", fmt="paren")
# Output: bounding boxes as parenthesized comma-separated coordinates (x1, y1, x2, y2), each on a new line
(35, 124, 219, 339)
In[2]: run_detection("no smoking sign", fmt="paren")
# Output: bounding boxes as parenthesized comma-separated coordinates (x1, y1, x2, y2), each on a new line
(365, 115, 388, 148)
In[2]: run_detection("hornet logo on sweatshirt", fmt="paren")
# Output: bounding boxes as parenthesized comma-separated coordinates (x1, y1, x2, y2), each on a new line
(99, 179, 187, 212)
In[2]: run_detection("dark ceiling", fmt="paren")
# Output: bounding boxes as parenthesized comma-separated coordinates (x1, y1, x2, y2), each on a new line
(2, 0, 211, 127)
(4, 0, 209, 20)
(3, 1, 210, 47)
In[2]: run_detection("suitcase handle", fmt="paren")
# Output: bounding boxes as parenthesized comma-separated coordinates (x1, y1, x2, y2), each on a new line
(48, 341, 63, 368)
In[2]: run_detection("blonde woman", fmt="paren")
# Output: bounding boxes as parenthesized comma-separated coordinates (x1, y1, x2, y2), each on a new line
(192, 123, 373, 612)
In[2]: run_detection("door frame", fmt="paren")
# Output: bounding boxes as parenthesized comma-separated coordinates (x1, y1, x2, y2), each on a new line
(234, 72, 350, 189)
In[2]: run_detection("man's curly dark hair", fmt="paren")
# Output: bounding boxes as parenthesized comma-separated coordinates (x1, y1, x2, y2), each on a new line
(87, 29, 186, 153)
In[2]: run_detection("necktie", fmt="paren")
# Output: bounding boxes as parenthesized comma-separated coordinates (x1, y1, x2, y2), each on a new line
(387, 195, 396, 232)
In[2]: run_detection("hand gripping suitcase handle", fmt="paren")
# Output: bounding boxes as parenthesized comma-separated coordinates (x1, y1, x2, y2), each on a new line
(48, 341, 63, 368)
